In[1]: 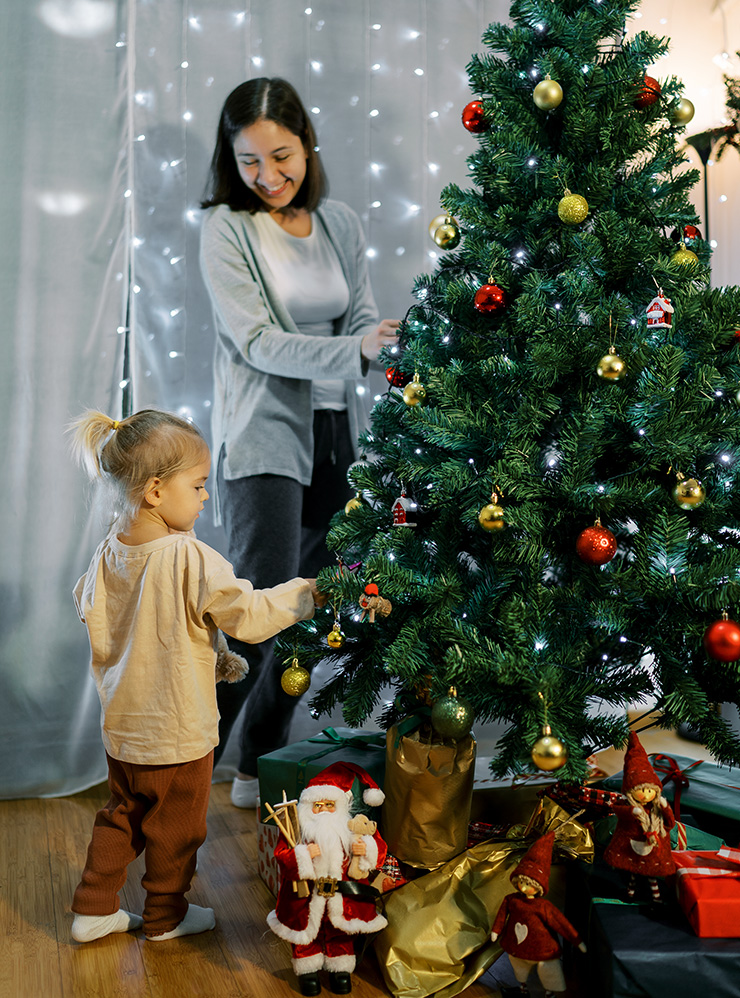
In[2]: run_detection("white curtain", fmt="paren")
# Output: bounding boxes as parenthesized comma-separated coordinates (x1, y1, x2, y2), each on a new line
(2, 0, 739, 799)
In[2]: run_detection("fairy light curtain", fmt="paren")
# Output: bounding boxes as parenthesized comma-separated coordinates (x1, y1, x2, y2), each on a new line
(1, 0, 739, 799)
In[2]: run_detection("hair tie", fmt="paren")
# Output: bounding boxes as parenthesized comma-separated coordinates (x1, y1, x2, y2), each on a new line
(112, 420, 120, 430)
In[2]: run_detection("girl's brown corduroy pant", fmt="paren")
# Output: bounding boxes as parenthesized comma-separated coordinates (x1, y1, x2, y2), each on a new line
(72, 750, 213, 936)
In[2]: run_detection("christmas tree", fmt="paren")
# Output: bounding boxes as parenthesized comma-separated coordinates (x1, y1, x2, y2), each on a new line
(282, 0, 740, 780)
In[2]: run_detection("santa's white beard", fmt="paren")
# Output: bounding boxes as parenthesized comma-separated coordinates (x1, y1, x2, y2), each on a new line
(298, 804, 354, 879)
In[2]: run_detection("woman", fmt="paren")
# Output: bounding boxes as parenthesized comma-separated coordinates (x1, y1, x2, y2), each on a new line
(200, 77, 399, 807)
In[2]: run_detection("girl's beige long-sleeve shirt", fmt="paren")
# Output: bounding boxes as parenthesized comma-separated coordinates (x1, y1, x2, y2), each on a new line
(74, 531, 314, 765)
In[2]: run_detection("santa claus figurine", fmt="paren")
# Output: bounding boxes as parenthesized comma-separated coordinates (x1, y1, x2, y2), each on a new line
(490, 831, 586, 997)
(266, 762, 388, 996)
(603, 730, 676, 901)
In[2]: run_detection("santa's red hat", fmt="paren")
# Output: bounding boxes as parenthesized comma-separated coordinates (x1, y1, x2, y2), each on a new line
(621, 730, 661, 794)
(300, 762, 385, 809)
(510, 831, 554, 893)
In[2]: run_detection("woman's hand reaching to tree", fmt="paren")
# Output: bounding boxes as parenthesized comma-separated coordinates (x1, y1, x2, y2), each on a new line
(361, 319, 401, 362)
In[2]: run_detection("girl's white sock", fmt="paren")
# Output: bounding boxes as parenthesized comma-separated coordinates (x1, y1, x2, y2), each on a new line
(146, 904, 215, 941)
(71, 909, 143, 943)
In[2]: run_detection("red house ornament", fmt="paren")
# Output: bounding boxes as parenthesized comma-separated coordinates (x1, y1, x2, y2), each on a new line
(646, 293, 674, 330)
(392, 490, 417, 528)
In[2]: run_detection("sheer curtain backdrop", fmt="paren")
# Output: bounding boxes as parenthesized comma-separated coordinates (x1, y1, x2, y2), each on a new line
(2, 0, 739, 799)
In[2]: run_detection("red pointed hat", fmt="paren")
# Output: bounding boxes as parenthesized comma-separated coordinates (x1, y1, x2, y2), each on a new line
(300, 762, 385, 808)
(621, 730, 661, 794)
(510, 831, 554, 893)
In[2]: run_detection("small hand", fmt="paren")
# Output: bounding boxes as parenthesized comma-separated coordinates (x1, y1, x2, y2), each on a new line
(360, 319, 401, 361)
(307, 843, 321, 858)
(305, 579, 329, 608)
(351, 840, 367, 856)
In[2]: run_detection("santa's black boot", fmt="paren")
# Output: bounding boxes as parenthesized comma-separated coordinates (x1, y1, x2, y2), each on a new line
(298, 972, 322, 996)
(328, 971, 352, 994)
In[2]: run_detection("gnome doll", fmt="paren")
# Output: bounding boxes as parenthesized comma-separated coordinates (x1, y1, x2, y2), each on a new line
(603, 730, 676, 901)
(267, 762, 387, 997)
(490, 831, 586, 997)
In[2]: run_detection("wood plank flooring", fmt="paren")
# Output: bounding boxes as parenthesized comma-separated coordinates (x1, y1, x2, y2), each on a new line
(1, 782, 514, 998)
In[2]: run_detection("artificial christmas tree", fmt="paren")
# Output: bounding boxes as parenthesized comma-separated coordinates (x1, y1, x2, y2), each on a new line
(282, 0, 740, 782)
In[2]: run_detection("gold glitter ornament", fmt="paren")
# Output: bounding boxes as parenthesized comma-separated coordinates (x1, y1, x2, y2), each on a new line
(670, 97, 695, 125)
(280, 658, 310, 696)
(597, 347, 626, 380)
(327, 623, 346, 649)
(672, 474, 706, 510)
(533, 76, 563, 111)
(558, 189, 589, 225)
(431, 687, 475, 739)
(403, 373, 427, 406)
(531, 724, 568, 771)
(672, 246, 698, 266)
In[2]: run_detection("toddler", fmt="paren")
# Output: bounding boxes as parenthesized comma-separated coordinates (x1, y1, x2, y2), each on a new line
(69, 408, 324, 943)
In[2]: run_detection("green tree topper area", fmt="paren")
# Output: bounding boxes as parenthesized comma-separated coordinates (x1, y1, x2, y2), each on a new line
(281, 0, 740, 781)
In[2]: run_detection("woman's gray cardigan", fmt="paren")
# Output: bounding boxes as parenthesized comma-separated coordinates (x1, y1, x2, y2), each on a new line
(200, 200, 380, 524)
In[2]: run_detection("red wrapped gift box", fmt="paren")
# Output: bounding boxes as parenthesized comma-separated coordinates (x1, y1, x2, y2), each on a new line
(674, 847, 740, 938)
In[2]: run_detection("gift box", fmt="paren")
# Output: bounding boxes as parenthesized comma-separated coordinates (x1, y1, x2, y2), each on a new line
(601, 751, 740, 842)
(257, 726, 385, 823)
(567, 858, 740, 998)
(256, 819, 280, 895)
(674, 847, 740, 938)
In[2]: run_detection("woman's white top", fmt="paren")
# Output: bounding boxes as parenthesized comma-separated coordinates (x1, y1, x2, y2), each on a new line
(252, 211, 350, 411)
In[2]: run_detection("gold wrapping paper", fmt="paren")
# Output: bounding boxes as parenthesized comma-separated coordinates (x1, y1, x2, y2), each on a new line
(381, 725, 476, 869)
(374, 800, 593, 998)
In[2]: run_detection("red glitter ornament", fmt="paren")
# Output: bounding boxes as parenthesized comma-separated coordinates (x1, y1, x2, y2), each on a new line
(576, 522, 617, 566)
(474, 283, 507, 314)
(703, 616, 740, 662)
(385, 366, 408, 387)
(634, 75, 661, 109)
(461, 100, 488, 133)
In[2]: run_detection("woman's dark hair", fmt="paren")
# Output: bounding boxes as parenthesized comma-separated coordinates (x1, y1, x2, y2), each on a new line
(201, 77, 328, 213)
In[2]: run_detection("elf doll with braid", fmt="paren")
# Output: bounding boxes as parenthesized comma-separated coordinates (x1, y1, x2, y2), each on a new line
(490, 831, 586, 997)
(604, 730, 676, 902)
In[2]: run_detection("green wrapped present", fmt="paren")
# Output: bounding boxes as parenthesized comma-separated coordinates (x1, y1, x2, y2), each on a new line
(602, 751, 740, 841)
(257, 726, 385, 823)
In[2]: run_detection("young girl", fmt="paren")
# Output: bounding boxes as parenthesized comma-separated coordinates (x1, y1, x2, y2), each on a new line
(69, 408, 324, 943)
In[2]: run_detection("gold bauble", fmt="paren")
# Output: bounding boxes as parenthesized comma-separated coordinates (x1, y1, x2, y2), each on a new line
(597, 348, 626, 381)
(327, 625, 346, 649)
(672, 246, 698, 266)
(533, 77, 563, 111)
(478, 503, 505, 531)
(280, 659, 310, 696)
(403, 378, 427, 406)
(345, 495, 362, 515)
(672, 477, 706, 510)
(428, 213, 449, 239)
(558, 191, 589, 225)
(670, 97, 695, 126)
(531, 725, 568, 771)
(433, 221, 461, 250)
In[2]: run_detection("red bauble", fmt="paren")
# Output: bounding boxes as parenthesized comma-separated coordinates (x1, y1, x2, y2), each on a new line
(634, 75, 661, 108)
(462, 100, 488, 133)
(576, 524, 617, 565)
(703, 618, 740, 662)
(474, 283, 507, 314)
(385, 365, 408, 387)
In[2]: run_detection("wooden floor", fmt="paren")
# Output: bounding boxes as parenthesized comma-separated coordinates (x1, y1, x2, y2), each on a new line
(0, 721, 715, 998)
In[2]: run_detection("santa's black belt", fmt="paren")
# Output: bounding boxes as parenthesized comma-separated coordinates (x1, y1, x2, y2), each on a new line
(311, 877, 380, 901)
